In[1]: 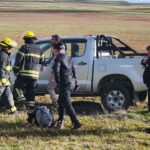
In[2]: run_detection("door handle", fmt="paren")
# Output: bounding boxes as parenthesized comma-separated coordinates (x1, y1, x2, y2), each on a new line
(78, 61, 87, 65)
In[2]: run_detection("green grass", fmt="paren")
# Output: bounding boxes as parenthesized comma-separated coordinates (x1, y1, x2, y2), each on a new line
(0, 100, 150, 150)
(0, 1, 149, 14)
(0, 11, 149, 52)
(0, 2, 150, 149)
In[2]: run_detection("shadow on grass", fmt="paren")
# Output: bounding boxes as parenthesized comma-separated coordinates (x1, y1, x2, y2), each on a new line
(0, 101, 143, 138)
(37, 101, 104, 116)
(73, 101, 104, 115)
(0, 121, 142, 138)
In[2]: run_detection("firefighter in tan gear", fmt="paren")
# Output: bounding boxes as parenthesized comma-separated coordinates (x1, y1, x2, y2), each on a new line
(0, 37, 17, 114)
(13, 31, 45, 109)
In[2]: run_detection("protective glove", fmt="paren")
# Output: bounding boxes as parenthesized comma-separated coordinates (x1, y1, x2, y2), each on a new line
(1, 78, 7, 84)
(1, 78, 10, 86)
(6, 66, 13, 71)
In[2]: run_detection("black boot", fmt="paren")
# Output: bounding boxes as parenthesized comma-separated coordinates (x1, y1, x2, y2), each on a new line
(72, 122, 81, 130)
(144, 128, 150, 134)
(25, 101, 35, 112)
(15, 97, 26, 110)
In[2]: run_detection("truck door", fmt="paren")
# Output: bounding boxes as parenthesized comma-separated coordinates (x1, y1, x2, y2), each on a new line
(63, 39, 88, 91)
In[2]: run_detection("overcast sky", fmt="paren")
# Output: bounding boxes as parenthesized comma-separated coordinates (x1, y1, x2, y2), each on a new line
(126, 0, 150, 3)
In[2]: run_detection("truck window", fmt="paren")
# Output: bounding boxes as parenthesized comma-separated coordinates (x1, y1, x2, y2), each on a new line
(36, 41, 52, 58)
(62, 39, 87, 57)
(97, 39, 113, 58)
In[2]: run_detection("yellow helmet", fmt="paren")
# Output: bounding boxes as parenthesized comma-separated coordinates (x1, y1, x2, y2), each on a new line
(24, 31, 35, 38)
(0, 37, 17, 48)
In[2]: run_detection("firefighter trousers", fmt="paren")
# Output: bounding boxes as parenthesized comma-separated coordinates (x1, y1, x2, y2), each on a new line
(13, 75, 37, 107)
(0, 86, 14, 108)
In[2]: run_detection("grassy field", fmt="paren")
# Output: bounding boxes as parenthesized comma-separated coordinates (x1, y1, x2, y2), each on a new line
(0, 1, 150, 13)
(1, 101, 150, 150)
(0, 1, 150, 150)
(0, 11, 150, 52)
(0, 2, 150, 52)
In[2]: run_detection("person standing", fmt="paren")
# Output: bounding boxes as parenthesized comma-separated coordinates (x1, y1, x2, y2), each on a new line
(53, 43, 81, 129)
(13, 31, 45, 109)
(141, 46, 150, 112)
(47, 35, 65, 108)
(0, 37, 17, 114)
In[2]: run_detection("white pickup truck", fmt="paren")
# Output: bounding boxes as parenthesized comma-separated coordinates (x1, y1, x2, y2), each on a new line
(11, 35, 147, 112)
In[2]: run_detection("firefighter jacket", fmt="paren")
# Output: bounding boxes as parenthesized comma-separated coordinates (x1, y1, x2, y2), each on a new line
(13, 42, 44, 79)
(0, 47, 12, 87)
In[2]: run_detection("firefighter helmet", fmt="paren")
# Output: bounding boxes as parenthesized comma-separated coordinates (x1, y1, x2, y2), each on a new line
(0, 37, 17, 48)
(24, 31, 35, 38)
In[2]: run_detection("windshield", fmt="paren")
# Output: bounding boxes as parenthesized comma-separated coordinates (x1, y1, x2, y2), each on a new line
(36, 41, 52, 58)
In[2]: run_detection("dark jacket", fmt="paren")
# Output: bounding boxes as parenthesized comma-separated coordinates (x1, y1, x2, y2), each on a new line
(53, 54, 76, 86)
(141, 57, 150, 83)
(0, 47, 11, 86)
(13, 40, 44, 79)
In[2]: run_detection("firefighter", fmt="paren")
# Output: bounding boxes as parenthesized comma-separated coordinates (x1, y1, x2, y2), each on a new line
(141, 45, 150, 111)
(0, 37, 17, 114)
(47, 35, 65, 108)
(13, 31, 45, 109)
(53, 43, 81, 130)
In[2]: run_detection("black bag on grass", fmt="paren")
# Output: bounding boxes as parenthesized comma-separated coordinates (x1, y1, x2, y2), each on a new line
(27, 106, 53, 128)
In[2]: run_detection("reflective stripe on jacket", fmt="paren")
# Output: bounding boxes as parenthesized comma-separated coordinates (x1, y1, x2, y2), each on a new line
(13, 43, 44, 79)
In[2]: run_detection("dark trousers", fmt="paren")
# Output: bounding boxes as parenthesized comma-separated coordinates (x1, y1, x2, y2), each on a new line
(146, 81, 150, 111)
(58, 82, 79, 124)
(13, 75, 37, 106)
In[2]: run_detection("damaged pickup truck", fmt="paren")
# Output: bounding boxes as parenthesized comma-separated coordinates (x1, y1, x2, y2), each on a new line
(11, 35, 147, 112)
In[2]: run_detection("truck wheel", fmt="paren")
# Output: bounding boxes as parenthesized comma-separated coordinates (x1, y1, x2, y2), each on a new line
(137, 91, 147, 102)
(101, 83, 132, 112)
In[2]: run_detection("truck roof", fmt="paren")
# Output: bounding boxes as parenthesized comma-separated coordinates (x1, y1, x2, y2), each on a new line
(36, 35, 119, 42)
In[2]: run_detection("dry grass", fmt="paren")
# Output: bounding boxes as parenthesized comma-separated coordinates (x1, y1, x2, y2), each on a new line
(0, 2, 150, 150)
(0, 101, 150, 150)
(0, 12, 150, 52)
(0, 1, 149, 13)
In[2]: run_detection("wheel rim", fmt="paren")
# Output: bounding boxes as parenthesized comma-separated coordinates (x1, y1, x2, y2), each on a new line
(106, 90, 125, 110)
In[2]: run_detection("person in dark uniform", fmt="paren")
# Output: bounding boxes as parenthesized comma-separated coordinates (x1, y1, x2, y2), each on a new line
(13, 31, 45, 109)
(53, 43, 81, 129)
(141, 45, 150, 112)
(0, 37, 17, 114)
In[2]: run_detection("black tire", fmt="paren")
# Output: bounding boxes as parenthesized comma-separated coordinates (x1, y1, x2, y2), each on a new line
(137, 91, 147, 102)
(101, 82, 132, 112)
